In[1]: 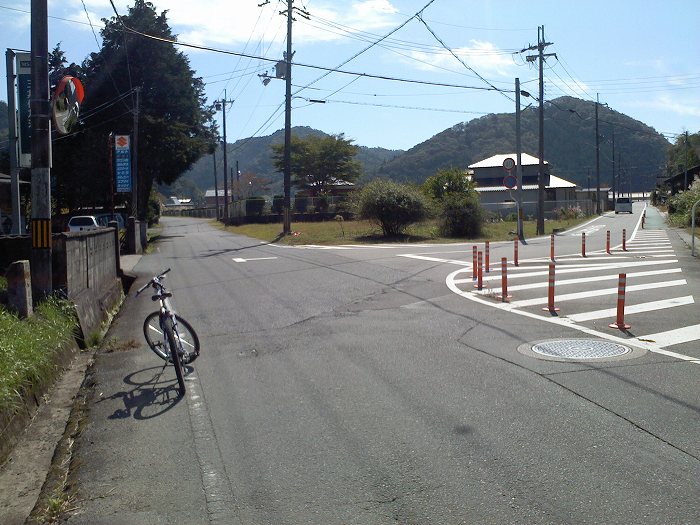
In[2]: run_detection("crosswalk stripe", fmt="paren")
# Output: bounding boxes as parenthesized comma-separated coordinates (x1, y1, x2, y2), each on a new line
(638, 323, 700, 347)
(469, 267, 683, 292)
(567, 296, 694, 322)
(509, 279, 687, 308)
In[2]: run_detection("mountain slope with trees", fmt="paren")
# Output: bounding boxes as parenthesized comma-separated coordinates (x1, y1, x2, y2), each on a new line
(374, 96, 671, 192)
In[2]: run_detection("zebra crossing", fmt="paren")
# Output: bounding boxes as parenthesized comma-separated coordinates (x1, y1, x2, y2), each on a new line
(443, 229, 700, 362)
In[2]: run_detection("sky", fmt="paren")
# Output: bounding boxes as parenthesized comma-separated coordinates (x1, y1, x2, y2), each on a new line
(1, 0, 699, 151)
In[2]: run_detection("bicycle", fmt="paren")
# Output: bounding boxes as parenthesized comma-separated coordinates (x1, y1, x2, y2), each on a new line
(136, 268, 200, 396)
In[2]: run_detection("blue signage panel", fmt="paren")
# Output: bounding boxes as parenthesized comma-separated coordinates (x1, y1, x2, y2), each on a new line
(114, 135, 132, 193)
(16, 53, 32, 168)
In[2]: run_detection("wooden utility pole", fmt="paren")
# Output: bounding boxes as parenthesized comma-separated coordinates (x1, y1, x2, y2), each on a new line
(283, 0, 293, 235)
(523, 26, 555, 235)
(30, 0, 52, 297)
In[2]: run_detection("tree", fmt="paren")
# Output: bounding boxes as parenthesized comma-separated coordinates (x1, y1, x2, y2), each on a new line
(355, 179, 427, 237)
(271, 133, 361, 196)
(422, 167, 482, 238)
(51, 0, 217, 218)
(667, 131, 700, 177)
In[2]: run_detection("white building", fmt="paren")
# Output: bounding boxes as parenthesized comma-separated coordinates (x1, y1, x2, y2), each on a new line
(468, 153, 578, 218)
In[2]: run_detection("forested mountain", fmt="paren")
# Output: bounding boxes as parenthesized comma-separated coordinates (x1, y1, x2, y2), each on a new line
(374, 96, 671, 191)
(176, 126, 401, 199)
(173, 96, 673, 199)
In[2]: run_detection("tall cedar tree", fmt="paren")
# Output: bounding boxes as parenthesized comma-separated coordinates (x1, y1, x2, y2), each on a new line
(272, 133, 361, 196)
(51, 0, 216, 218)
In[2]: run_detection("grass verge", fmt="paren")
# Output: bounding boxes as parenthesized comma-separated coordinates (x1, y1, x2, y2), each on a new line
(0, 297, 78, 415)
(218, 217, 590, 245)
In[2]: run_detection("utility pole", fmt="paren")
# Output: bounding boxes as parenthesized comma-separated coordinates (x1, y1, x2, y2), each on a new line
(611, 129, 616, 200)
(282, 0, 293, 235)
(30, 0, 52, 297)
(215, 91, 234, 222)
(515, 78, 524, 241)
(132, 86, 140, 218)
(5, 49, 22, 235)
(212, 149, 219, 219)
(523, 26, 555, 235)
(595, 94, 602, 214)
(684, 131, 689, 190)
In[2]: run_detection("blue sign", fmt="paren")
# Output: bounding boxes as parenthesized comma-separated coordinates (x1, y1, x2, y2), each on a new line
(114, 135, 132, 193)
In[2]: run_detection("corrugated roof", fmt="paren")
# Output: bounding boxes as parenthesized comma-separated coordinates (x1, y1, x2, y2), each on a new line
(468, 153, 546, 169)
(475, 174, 576, 192)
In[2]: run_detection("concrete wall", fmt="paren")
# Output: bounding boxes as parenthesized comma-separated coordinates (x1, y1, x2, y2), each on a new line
(53, 229, 122, 341)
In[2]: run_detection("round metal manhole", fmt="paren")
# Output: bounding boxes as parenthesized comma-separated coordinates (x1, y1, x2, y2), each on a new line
(531, 339, 631, 360)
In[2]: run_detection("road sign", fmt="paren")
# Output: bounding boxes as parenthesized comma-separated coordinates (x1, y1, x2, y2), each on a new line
(114, 135, 132, 193)
(503, 174, 517, 189)
(502, 157, 515, 171)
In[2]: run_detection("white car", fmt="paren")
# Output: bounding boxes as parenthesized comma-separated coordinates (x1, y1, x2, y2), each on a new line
(614, 197, 633, 214)
(66, 215, 100, 232)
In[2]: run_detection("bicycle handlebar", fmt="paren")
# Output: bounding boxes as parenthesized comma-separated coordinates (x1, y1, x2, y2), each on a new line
(135, 268, 172, 295)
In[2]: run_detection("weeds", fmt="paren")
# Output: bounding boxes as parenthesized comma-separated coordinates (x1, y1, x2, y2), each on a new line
(0, 296, 78, 415)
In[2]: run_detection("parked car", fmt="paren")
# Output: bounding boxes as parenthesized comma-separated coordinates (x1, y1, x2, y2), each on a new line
(95, 213, 126, 230)
(66, 215, 100, 232)
(614, 197, 633, 214)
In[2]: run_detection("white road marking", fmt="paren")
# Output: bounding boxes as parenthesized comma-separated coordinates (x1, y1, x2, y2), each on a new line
(567, 296, 695, 322)
(232, 257, 278, 262)
(639, 324, 700, 347)
(508, 279, 687, 308)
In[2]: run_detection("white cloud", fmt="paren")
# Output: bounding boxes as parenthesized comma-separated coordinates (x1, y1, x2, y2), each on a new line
(649, 94, 700, 118)
(406, 40, 515, 77)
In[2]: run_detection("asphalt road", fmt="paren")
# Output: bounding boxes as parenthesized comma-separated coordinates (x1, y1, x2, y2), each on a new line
(67, 206, 700, 524)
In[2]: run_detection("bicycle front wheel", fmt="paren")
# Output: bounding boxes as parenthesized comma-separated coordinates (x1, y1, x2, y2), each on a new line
(143, 312, 200, 363)
(164, 317, 186, 396)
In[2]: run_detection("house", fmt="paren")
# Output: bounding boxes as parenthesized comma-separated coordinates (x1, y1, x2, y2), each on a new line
(468, 153, 578, 218)
(204, 189, 234, 208)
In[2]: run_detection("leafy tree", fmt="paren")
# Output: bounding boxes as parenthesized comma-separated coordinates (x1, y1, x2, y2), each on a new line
(422, 167, 475, 200)
(51, 0, 216, 218)
(668, 178, 700, 226)
(355, 179, 427, 236)
(667, 131, 700, 177)
(272, 133, 361, 196)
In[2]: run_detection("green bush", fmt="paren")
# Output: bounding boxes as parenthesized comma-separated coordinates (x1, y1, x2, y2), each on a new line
(439, 193, 483, 238)
(245, 196, 266, 216)
(272, 195, 284, 214)
(668, 179, 700, 226)
(355, 179, 428, 236)
(294, 196, 309, 213)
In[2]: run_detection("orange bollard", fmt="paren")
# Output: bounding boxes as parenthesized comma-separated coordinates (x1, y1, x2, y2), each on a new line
(474, 251, 483, 290)
(622, 229, 627, 251)
(542, 263, 560, 312)
(472, 245, 477, 280)
(609, 273, 631, 329)
(606, 230, 611, 254)
(581, 232, 586, 258)
(485, 241, 490, 273)
(498, 257, 512, 302)
(550, 233, 555, 262)
(514, 236, 519, 267)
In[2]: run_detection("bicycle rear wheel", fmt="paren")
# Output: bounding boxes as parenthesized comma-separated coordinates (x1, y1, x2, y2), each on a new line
(144, 313, 200, 363)
(164, 317, 186, 396)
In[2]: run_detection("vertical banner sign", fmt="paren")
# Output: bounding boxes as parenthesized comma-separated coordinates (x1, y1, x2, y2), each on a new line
(16, 52, 32, 168)
(114, 134, 132, 193)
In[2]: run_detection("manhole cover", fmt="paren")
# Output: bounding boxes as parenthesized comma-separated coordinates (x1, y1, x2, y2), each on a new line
(531, 339, 631, 360)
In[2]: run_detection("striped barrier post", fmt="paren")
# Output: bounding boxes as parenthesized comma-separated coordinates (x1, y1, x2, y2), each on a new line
(485, 241, 490, 273)
(498, 257, 511, 302)
(514, 236, 519, 267)
(472, 246, 477, 280)
(581, 232, 586, 258)
(606, 230, 611, 254)
(609, 273, 631, 329)
(642, 211, 646, 229)
(550, 233, 555, 262)
(542, 263, 559, 312)
(622, 229, 627, 251)
(474, 251, 483, 290)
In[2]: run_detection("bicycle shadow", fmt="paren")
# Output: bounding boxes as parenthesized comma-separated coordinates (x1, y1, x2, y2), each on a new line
(99, 365, 194, 420)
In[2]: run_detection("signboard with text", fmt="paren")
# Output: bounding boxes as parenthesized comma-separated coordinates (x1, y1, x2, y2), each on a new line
(16, 53, 32, 168)
(114, 134, 132, 193)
